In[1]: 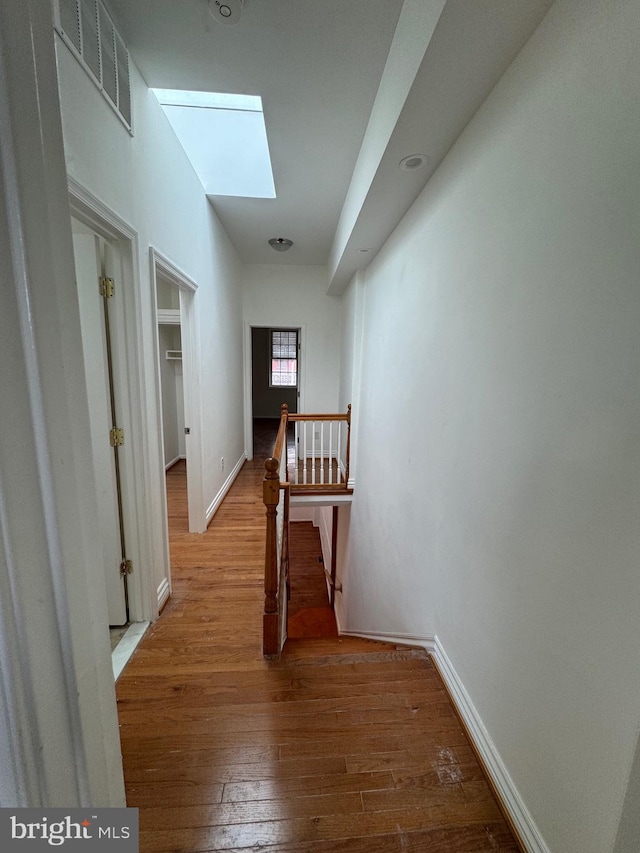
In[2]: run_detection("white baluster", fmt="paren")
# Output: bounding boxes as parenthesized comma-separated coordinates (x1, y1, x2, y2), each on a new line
(303, 421, 308, 484)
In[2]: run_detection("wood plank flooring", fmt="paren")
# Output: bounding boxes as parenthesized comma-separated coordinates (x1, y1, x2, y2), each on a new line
(287, 521, 337, 639)
(115, 458, 521, 852)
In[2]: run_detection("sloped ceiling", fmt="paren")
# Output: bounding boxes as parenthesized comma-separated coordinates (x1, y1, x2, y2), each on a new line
(105, 0, 555, 282)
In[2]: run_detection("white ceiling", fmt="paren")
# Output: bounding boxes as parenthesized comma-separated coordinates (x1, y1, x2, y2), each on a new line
(104, 0, 555, 276)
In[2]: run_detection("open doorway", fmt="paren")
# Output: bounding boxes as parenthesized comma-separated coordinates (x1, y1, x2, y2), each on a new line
(251, 327, 299, 459)
(150, 249, 204, 534)
(156, 277, 186, 473)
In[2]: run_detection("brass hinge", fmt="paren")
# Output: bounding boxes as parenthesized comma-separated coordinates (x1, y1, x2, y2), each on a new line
(109, 427, 125, 447)
(99, 276, 115, 298)
(120, 559, 133, 577)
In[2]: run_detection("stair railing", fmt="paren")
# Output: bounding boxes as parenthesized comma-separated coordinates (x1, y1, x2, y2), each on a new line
(288, 404, 352, 493)
(262, 403, 352, 657)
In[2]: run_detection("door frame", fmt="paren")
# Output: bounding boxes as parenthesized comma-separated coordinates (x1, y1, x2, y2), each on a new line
(71, 225, 130, 624)
(68, 177, 164, 622)
(243, 321, 306, 460)
(149, 248, 204, 534)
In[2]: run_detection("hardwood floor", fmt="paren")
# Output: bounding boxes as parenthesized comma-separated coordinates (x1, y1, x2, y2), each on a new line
(115, 458, 521, 852)
(287, 521, 337, 639)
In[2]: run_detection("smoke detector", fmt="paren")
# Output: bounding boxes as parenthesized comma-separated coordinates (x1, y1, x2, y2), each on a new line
(209, 0, 243, 25)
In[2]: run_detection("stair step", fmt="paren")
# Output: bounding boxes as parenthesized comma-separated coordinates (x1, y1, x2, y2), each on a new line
(285, 649, 430, 669)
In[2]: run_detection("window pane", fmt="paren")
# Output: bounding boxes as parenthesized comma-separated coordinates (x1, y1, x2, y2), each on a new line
(272, 330, 297, 359)
(270, 331, 297, 386)
(271, 358, 297, 386)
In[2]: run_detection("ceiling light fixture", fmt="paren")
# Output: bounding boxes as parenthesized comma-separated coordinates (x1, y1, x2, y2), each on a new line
(399, 153, 429, 172)
(208, 0, 243, 26)
(268, 237, 293, 252)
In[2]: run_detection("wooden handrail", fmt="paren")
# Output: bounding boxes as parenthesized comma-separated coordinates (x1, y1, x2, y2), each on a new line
(272, 402, 289, 464)
(288, 412, 351, 422)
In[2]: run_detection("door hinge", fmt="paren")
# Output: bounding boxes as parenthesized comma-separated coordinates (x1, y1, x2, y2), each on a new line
(99, 276, 115, 298)
(120, 558, 133, 577)
(109, 427, 125, 447)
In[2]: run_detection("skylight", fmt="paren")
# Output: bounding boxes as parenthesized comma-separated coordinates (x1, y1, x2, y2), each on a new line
(152, 89, 276, 198)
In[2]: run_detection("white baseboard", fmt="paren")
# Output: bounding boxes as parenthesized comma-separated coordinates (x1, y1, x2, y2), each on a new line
(335, 457, 355, 489)
(165, 454, 185, 471)
(206, 453, 246, 525)
(111, 621, 148, 681)
(337, 625, 436, 651)
(431, 636, 550, 853)
(157, 577, 171, 611)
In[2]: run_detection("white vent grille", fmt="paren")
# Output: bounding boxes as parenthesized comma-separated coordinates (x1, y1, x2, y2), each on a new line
(54, 0, 132, 132)
(58, 0, 81, 52)
(99, 4, 117, 105)
(115, 30, 131, 127)
(80, 0, 100, 79)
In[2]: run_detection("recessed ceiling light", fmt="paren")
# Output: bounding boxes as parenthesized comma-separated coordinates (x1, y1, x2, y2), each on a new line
(268, 237, 293, 252)
(399, 153, 429, 172)
(209, 0, 243, 25)
(358, 248, 371, 254)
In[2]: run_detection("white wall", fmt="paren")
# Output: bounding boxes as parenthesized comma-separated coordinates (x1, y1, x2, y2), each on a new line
(340, 1, 640, 851)
(0, 0, 125, 806)
(56, 39, 245, 578)
(338, 269, 366, 486)
(243, 264, 342, 414)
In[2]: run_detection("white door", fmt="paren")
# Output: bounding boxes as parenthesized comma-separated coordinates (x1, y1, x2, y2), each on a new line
(72, 224, 128, 625)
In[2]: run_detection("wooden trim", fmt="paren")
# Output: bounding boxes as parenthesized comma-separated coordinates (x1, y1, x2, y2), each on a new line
(288, 413, 350, 422)
(291, 484, 354, 495)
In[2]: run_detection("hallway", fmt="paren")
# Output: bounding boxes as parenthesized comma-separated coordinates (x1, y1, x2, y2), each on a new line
(115, 459, 520, 851)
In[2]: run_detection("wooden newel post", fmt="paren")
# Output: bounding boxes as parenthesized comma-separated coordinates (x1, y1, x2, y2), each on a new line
(263, 456, 280, 656)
